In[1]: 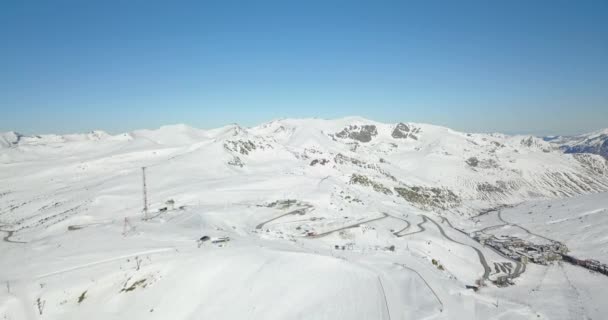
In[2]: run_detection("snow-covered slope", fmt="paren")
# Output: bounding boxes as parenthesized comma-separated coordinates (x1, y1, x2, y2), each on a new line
(2, 118, 608, 320)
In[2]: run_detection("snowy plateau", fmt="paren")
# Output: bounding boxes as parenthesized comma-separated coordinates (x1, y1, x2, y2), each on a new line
(1, 117, 608, 320)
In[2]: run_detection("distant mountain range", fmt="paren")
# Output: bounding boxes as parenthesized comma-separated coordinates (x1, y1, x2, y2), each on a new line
(545, 128, 608, 159)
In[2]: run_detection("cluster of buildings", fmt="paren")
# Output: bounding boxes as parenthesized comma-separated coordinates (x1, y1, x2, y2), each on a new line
(473, 233, 568, 265)
(474, 232, 608, 278)
(563, 256, 608, 276)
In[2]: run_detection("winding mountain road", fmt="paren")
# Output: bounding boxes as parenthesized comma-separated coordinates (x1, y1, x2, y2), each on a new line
(397, 216, 428, 237)
(425, 216, 492, 280)
(256, 207, 312, 230)
(385, 214, 411, 237)
(441, 214, 526, 279)
(307, 213, 389, 238)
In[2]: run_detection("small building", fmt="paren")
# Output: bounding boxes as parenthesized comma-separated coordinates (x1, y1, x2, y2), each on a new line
(493, 275, 511, 287)
(465, 285, 479, 292)
(519, 255, 529, 265)
(211, 237, 230, 244)
(165, 199, 175, 210)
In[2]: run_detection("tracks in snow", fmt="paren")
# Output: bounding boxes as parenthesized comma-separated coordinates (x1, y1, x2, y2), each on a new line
(497, 210, 555, 243)
(393, 263, 444, 311)
(34, 248, 176, 279)
(0, 228, 27, 244)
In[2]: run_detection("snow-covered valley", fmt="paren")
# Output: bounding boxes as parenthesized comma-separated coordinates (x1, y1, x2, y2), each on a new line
(1, 117, 608, 319)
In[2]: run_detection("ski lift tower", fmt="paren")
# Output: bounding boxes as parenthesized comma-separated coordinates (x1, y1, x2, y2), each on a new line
(142, 167, 149, 219)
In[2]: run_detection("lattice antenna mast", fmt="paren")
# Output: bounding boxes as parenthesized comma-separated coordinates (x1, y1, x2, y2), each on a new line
(142, 167, 149, 219)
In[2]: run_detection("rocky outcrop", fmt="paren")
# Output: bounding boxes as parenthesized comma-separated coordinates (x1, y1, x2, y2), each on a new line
(520, 136, 552, 153)
(227, 156, 244, 167)
(466, 157, 500, 169)
(334, 153, 397, 181)
(349, 174, 393, 195)
(391, 123, 420, 140)
(394, 186, 460, 210)
(466, 157, 479, 167)
(223, 139, 272, 155)
(310, 159, 330, 166)
(335, 125, 378, 143)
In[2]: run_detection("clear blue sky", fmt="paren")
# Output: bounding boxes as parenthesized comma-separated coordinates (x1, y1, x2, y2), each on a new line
(1, 0, 607, 135)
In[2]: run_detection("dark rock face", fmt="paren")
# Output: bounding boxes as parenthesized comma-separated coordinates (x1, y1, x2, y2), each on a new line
(466, 157, 479, 167)
(224, 140, 256, 155)
(310, 159, 329, 166)
(391, 123, 420, 140)
(391, 123, 410, 138)
(335, 125, 378, 143)
(491, 141, 505, 148)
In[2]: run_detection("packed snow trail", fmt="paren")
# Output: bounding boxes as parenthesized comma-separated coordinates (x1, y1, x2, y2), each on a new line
(559, 264, 588, 320)
(393, 263, 444, 311)
(0, 228, 26, 244)
(34, 248, 176, 279)
(377, 277, 392, 320)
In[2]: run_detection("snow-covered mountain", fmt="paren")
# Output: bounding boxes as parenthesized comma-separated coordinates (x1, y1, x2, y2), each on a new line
(2, 118, 608, 320)
(0, 131, 22, 148)
(546, 128, 608, 159)
(3, 118, 606, 212)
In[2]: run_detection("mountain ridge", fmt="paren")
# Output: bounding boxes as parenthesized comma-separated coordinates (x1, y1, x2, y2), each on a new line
(2, 117, 607, 216)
